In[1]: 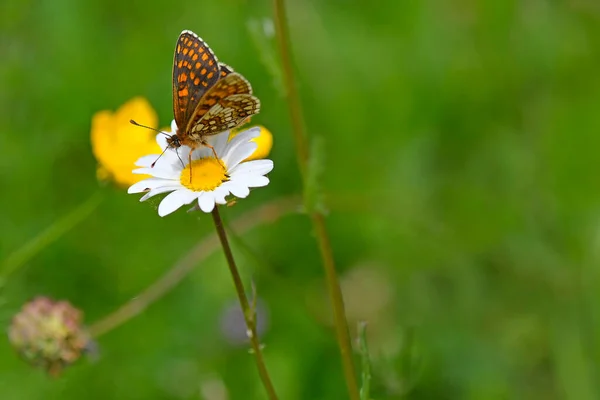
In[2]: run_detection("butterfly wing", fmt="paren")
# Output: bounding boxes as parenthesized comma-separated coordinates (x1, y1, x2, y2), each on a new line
(172, 30, 221, 131)
(219, 63, 234, 77)
(186, 72, 253, 133)
(189, 94, 261, 138)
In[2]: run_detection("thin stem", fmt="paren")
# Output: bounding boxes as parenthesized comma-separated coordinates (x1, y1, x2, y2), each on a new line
(272, 0, 309, 176)
(312, 212, 359, 398)
(211, 207, 279, 400)
(0, 191, 104, 284)
(272, 0, 360, 398)
(89, 196, 298, 338)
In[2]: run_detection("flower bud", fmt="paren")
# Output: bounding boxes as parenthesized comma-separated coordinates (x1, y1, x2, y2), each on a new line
(8, 296, 90, 376)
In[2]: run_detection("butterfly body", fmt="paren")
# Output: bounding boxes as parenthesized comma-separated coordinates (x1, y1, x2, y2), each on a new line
(169, 30, 260, 152)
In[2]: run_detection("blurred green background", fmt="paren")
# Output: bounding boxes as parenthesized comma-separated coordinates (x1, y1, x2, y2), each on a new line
(2, 0, 600, 398)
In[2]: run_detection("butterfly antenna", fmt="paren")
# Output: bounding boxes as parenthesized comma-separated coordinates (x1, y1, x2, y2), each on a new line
(130, 119, 171, 138)
(151, 145, 171, 168)
(130, 119, 175, 168)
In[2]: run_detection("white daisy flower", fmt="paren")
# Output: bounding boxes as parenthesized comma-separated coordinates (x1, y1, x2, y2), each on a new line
(128, 121, 274, 217)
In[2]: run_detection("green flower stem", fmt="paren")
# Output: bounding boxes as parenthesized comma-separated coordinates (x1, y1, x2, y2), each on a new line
(272, 0, 360, 398)
(0, 191, 104, 284)
(89, 196, 298, 338)
(271, 2, 308, 175)
(211, 206, 279, 400)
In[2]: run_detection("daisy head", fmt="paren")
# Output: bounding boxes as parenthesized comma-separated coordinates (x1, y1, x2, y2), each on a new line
(128, 122, 274, 217)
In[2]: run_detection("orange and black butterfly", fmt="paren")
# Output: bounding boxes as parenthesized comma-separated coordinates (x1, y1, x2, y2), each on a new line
(168, 30, 260, 154)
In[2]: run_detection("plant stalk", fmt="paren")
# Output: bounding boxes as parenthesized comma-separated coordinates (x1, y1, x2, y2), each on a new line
(272, 0, 360, 398)
(211, 207, 279, 400)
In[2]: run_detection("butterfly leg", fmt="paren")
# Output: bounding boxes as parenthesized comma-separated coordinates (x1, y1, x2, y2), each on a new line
(202, 142, 226, 169)
(188, 150, 193, 184)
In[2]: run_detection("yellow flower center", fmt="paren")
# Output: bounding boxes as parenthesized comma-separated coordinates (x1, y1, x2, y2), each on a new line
(180, 158, 228, 191)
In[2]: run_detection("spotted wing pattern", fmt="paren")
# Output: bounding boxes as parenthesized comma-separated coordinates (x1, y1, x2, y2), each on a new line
(186, 72, 253, 132)
(172, 30, 220, 131)
(190, 94, 261, 137)
(219, 63, 234, 77)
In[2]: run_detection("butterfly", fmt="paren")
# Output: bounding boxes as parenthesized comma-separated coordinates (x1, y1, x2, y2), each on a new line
(167, 30, 260, 157)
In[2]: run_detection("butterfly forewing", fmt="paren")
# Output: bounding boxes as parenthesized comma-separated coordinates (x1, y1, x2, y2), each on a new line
(172, 31, 221, 130)
(190, 94, 261, 137)
(185, 72, 253, 132)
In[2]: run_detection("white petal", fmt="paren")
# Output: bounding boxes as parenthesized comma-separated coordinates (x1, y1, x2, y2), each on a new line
(170, 119, 178, 134)
(156, 159, 183, 174)
(158, 189, 198, 217)
(175, 188, 200, 204)
(133, 166, 180, 180)
(233, 174, 270, 187)
(209, 130, 230, 156)
(157, 150, 187, 170)
(224, 181, 250, 198)
(212, 186, 230, 204)
(164, 147, 184, 162)
(230, 159, 274, 176)
(139, 185, 180, 201)
(128, 177, 175, 193)
(230, 127, 260, 148)
(192, 145, 212, 160)
(135, 155, 160, 167)
(221, 128, 260, 161)
(197, 192, 216, 213)
(146, 148, 181, 172)
(224, 142, 258, 170)
(176, 146, 192, 165)
(156, 133, 168, 149)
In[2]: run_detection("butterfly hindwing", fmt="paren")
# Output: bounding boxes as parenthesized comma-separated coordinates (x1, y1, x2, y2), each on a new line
(172, 30, 221, 130)
(185, 72, 253, 132)
(189, 94, 261, 138)
(219, 63, 234, 77)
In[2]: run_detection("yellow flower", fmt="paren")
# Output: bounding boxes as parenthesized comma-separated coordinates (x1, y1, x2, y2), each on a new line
(230, 125, 273, 161)
(91, 97, 162, 187)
